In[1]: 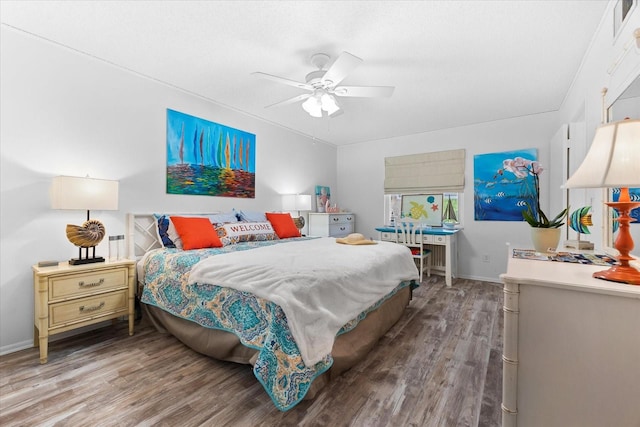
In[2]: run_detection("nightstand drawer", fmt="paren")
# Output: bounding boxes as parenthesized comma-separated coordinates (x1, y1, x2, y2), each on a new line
(329, 214, 354, 224)
(422, 235, 446, 244)
(49, 290, 128, 327)
(329, 223, 353, 237)
(380, 232, 394, 241)
(50, 268, 127, 300)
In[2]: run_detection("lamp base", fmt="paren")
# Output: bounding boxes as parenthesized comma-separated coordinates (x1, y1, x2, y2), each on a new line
(593, 265, 640, 286)
(69, 256, 105, 265)
(600, 198, 640, 286)
(293, 216, 305, 230)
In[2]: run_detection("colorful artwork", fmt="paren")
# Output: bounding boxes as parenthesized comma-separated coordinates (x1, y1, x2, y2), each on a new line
(400, 194, 443, 226)
(315, 185, 331, 212)
(474, 149, 538, 221)
(612, 187, 640, 225)
(166, 109, 256, 198)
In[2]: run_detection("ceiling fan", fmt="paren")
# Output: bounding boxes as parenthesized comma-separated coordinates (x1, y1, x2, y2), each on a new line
(252, 52, 394, 118)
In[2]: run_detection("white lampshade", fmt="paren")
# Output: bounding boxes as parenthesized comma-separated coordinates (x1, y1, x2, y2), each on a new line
(295, 194, 312, 211)
(282, 194, 312, 212)
(51, 176, 119, 211)
(302, 91, 341, 118)
(302, 96, 322, 118)
(321, 93, 340, 116)
(564, 119, 640, 189)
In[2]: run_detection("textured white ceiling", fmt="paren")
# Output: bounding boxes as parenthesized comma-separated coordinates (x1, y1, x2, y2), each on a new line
(1, 1, 609, 146)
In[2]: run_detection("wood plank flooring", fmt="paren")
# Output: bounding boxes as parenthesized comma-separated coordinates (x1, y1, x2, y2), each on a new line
(0, 276, 503, 427)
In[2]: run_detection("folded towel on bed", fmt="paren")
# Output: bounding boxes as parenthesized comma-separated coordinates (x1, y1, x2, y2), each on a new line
(188, 237, 419, 366)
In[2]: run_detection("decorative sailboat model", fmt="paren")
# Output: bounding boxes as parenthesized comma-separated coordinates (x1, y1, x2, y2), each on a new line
(442, 195, 458, 229)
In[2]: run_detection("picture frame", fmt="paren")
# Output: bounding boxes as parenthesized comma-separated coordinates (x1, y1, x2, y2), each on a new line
(400, 194, 443, 226)
(166, 109, 256, 198)
(315, 185, 331, 212)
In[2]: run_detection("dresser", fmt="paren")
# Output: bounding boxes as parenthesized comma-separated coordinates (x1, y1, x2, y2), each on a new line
(308, 212, 355, 238)
(32, 259, 136, 363)
(376, 226, 459, 287)
(500, 254, 640, 427)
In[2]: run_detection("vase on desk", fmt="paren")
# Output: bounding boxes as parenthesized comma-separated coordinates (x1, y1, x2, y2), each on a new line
(530, 227, 561, 253)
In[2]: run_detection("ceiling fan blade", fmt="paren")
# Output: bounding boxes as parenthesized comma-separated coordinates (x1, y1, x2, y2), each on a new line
(252, 72, 313, 91)
(333, 85, 395, 98)
(265, 93, 312, 108)
(321, 52, 363, 87)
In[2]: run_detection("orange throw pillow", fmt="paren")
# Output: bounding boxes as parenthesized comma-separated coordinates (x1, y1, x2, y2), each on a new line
(169, 216, 222, 250)
(266, 212, 301, 238)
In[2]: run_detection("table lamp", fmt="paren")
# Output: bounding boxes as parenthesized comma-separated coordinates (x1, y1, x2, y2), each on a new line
(564, 118, 640, 285)
(282, 194, 312, 229)
(51, 176, 119, 265)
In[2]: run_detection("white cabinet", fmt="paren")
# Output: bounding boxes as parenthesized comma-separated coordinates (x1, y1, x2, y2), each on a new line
(500, 255, 640, 427)
(308, 213, 354, 238)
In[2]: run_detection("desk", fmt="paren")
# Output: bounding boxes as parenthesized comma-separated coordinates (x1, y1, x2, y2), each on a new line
(376, 226, 459, 286)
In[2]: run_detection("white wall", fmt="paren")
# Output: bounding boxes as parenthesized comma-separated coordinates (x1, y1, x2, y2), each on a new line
(338, 112, 559, 282)
(0, 27, 337, 354)
(558, 2, 640, 252)
(338, 0, 640, 283)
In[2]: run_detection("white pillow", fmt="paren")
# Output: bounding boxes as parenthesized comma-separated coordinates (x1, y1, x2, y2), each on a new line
(217, 222, 279, 246)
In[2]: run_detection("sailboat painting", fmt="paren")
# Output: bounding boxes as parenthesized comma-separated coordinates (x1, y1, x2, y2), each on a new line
(166, 109, 256, 198)
(473, 148, 538, 221)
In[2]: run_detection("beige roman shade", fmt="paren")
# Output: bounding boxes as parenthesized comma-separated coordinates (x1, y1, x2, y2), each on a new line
(384, 149, 465, 194)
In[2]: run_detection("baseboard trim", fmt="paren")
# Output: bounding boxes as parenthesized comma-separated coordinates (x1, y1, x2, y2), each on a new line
(0, 320, 114, 356)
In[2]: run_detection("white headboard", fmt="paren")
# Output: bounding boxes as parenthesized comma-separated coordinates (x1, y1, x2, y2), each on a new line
(126, 212, 227, 259)
(126, 213, 162, 260)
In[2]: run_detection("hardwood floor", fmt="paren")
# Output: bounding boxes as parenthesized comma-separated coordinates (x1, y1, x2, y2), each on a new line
(0, 276, 503, 427)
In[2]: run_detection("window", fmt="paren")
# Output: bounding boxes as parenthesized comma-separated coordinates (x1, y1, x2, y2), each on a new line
(614, 0, 636, 37)
(384, 193, 460, 226)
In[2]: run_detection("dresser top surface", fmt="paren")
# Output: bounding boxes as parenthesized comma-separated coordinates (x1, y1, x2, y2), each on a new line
(501, 255, 640, 298)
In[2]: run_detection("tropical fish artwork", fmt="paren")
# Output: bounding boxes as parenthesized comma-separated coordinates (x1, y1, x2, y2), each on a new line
(473, 149, 538, 221)
(569, 206, 593, 235)
(166, 109, 256, 198)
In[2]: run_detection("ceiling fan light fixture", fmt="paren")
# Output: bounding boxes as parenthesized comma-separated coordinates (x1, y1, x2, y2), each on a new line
(321, 93, 340, 115)
(302, 95, 322, 117)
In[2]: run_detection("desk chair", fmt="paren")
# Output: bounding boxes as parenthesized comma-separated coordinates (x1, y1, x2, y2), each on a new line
(394, 218, 432, 282)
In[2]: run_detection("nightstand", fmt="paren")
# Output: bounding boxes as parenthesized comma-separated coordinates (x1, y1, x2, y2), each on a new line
(32, 259, 136, 364)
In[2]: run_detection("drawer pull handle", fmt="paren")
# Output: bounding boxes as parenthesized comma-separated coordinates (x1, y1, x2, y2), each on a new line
(79, 302, 105, 313)
(79, 278, 105, 288)
(332, 218, 339, 222)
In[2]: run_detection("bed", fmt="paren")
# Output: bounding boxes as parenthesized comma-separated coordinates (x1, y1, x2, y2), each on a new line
(127, 212, 419, 411)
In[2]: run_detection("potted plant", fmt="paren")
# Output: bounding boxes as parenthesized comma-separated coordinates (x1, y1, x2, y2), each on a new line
(501, 157, 568, 252)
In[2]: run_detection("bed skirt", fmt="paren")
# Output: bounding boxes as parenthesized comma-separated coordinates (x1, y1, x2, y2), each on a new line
(142, 285, 411, 400)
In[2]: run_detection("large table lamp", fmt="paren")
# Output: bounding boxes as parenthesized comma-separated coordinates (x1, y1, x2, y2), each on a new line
(51, 176, 119, 265)
(564, 118, 640, 285)
(282, 194, 312, 229)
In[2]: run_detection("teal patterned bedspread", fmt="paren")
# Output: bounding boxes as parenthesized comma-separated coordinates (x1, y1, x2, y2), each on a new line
(140, 238, 412, 411)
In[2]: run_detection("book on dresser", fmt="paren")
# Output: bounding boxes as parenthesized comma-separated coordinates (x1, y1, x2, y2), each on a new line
(308, 213, 355, 238)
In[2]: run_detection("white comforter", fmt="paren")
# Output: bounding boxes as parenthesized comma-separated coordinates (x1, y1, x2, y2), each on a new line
(188, 237, 419, 366)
